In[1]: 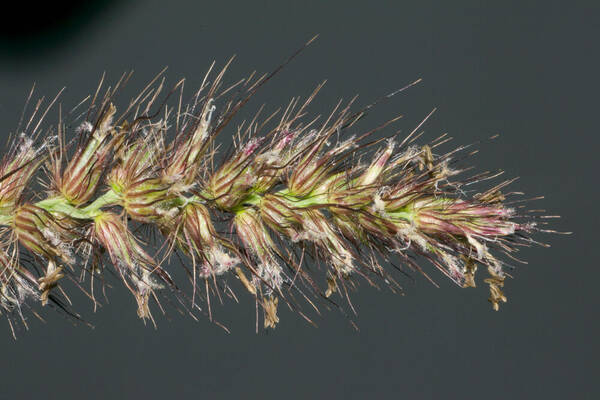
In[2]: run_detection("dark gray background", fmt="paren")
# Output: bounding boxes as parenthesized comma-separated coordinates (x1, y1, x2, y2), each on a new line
(0, 1, 596, 398)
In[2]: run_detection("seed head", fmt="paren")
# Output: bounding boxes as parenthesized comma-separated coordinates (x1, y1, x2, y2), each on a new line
(0, 51, 564, 335)
(208, 138, 265, 210)
(164, 99, 215, 188)
(13, 204, 75, 263)
(174, 201, 239, 278)
(234, 208, 283, 295)
(108, 132, 175, 223)
(93, 211, 170, 320)
(0, 134, 42, 215)
(55, 104, 117, 205)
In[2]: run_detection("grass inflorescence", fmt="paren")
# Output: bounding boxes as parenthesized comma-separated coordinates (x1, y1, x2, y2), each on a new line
(0, 40, 563, 336)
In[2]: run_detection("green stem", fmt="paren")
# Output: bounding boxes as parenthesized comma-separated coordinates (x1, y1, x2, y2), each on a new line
(29, 189, 122, 223)
(277, 190, 328, 208)
(35, 197, 92, 219)
(230, 188, 416, 225)
(81, 189, 121, 215)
